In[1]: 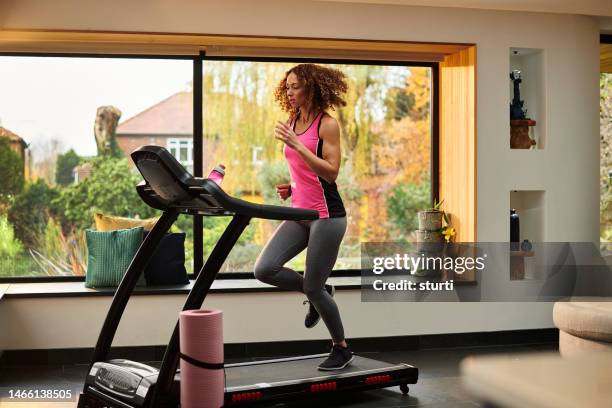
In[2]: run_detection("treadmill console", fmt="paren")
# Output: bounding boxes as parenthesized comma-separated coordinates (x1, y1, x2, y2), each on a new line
(87, 360, 160, 406)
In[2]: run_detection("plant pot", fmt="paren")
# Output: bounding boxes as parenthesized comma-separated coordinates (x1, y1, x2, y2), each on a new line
(418, 210, 443, 231)
(416, 229, 444, 243)
(416, 230, 445, 253)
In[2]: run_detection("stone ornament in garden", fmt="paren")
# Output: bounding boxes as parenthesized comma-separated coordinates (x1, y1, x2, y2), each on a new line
(94, 105, 122, 157)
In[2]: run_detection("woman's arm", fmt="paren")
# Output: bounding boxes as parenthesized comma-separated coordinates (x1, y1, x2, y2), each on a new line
(275, 116, 341, 184)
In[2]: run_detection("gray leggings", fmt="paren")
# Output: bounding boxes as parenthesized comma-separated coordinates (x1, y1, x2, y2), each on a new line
(253, 217, 347, 343)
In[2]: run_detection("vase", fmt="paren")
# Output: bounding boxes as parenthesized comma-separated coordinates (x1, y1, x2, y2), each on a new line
(418, 210, 443, 231)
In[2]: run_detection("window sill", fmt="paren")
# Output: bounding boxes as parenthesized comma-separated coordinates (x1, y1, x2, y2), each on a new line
(0, 277, 362, 299)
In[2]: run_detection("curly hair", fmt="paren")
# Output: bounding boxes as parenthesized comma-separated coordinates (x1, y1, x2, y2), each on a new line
(274, 64, 348, 118)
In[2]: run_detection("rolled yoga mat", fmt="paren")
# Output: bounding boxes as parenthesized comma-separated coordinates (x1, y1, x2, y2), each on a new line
(180, 309, 224, 408)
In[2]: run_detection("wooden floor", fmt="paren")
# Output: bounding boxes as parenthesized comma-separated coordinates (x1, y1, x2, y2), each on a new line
(0, 343, 558, 407)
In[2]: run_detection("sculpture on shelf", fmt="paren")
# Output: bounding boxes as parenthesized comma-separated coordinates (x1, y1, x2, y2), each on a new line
(509, 70, 537, 149)
(510, 70, 526, 120)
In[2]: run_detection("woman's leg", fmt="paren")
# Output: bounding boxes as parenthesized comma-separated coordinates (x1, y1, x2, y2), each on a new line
(253, 220, 309, 292)
(303, 217, 347, 344)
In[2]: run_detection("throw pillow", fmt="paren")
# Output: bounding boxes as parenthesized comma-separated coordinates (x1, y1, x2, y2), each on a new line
(94, 213, 158, 232)
(143, 231, 189, 285)
(85, 227, 146, 288)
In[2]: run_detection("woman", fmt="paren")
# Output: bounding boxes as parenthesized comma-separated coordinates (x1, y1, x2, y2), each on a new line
(253, 63, 352, 371)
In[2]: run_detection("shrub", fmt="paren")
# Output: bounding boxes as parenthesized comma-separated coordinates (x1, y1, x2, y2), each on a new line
(29, 217, 87, 276)
(54, 156, 158, 230)
(386, 181, 431, 237)
(8, 179, 59, 248)
(0, 215, 23, 258)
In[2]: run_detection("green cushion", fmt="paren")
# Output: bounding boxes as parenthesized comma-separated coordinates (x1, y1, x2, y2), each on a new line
(85, 227, 145, 288)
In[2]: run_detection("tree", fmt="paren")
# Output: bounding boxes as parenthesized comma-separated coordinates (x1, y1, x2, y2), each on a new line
(55, 149, 81, 186)
(404, 67, 431, 122)
(373, 116, 431, 186)
(0, 137, 24, 209)
(7, 179, 59, 248)
(29, 138, 64, 184)
(336, 65, 377, 176)
(386, 87, 414, 121)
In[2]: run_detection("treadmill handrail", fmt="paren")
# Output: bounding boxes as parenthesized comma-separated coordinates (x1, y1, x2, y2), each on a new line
(204, 180, 318, 221)
(84, 145, 319, 407)
(131, 145, 318, 221)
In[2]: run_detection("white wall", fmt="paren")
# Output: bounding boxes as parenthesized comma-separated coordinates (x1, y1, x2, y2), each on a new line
(0, 293, 554, 349)
(0, 0, 601, 348)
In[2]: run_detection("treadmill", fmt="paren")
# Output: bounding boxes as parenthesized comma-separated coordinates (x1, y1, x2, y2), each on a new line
(78, 145, 418, 408)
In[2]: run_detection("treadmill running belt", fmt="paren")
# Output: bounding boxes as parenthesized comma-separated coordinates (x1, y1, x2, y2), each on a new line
(224, 355, 408, 389)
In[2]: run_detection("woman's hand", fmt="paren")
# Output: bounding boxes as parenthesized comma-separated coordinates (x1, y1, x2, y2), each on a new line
(276, 183, 291, 201)
(275, 121, 301, 150)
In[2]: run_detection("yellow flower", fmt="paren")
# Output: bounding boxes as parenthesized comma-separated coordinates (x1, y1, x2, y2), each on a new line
(442, 227, 456, 242)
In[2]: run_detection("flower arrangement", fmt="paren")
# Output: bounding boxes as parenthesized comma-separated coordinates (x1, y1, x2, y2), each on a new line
(442, 225, 455, 243)
(437, 201, 455, 243)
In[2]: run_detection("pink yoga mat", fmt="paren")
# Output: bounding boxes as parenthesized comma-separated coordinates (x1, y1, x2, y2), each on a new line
(180, 309, 224, 408)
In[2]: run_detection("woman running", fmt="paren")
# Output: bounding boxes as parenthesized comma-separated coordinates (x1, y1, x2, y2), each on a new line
(253, 63, 352, 371)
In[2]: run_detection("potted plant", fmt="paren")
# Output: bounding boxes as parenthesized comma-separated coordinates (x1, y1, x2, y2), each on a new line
(416, 200, 455, 246)
(418, 199, 444, 232)
(414, 201, 456, 277)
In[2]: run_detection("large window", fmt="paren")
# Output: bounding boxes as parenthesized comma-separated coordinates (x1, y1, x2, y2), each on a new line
(0, 56, 193, 278)
(200, 60, 435, 273)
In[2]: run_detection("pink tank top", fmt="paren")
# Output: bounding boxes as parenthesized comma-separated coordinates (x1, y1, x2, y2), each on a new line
(283, 112, 346, 219)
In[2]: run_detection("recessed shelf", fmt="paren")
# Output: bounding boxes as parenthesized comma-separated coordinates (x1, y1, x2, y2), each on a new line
(510, 190, 545, 243)
(509, 190, 545, 280)
(509, 47, 545, 150)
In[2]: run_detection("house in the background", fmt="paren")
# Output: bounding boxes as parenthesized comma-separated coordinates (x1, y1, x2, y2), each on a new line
(72, 162, 93, 183)
(115, 91, 267, 202)
(0, 126, 31, 180)
(116, 91, 219, 173)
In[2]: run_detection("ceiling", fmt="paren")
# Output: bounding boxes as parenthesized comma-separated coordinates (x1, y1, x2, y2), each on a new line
(318, 0, 612, 71)
(317, 0, 612, 17)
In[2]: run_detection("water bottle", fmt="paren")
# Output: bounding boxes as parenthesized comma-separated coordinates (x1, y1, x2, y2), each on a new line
(510, 209, 520, 250)
(207, 164, 225, 185)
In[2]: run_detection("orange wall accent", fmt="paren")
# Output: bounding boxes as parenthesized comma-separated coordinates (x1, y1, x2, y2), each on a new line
(439, 46, 477, 242)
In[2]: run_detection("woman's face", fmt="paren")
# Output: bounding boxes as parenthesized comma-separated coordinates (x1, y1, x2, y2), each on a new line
(286, 72, 306, 109)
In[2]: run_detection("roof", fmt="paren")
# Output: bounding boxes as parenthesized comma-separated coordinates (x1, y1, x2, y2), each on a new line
(0, 127, 27, 147)
(116, 91, 192, 136)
